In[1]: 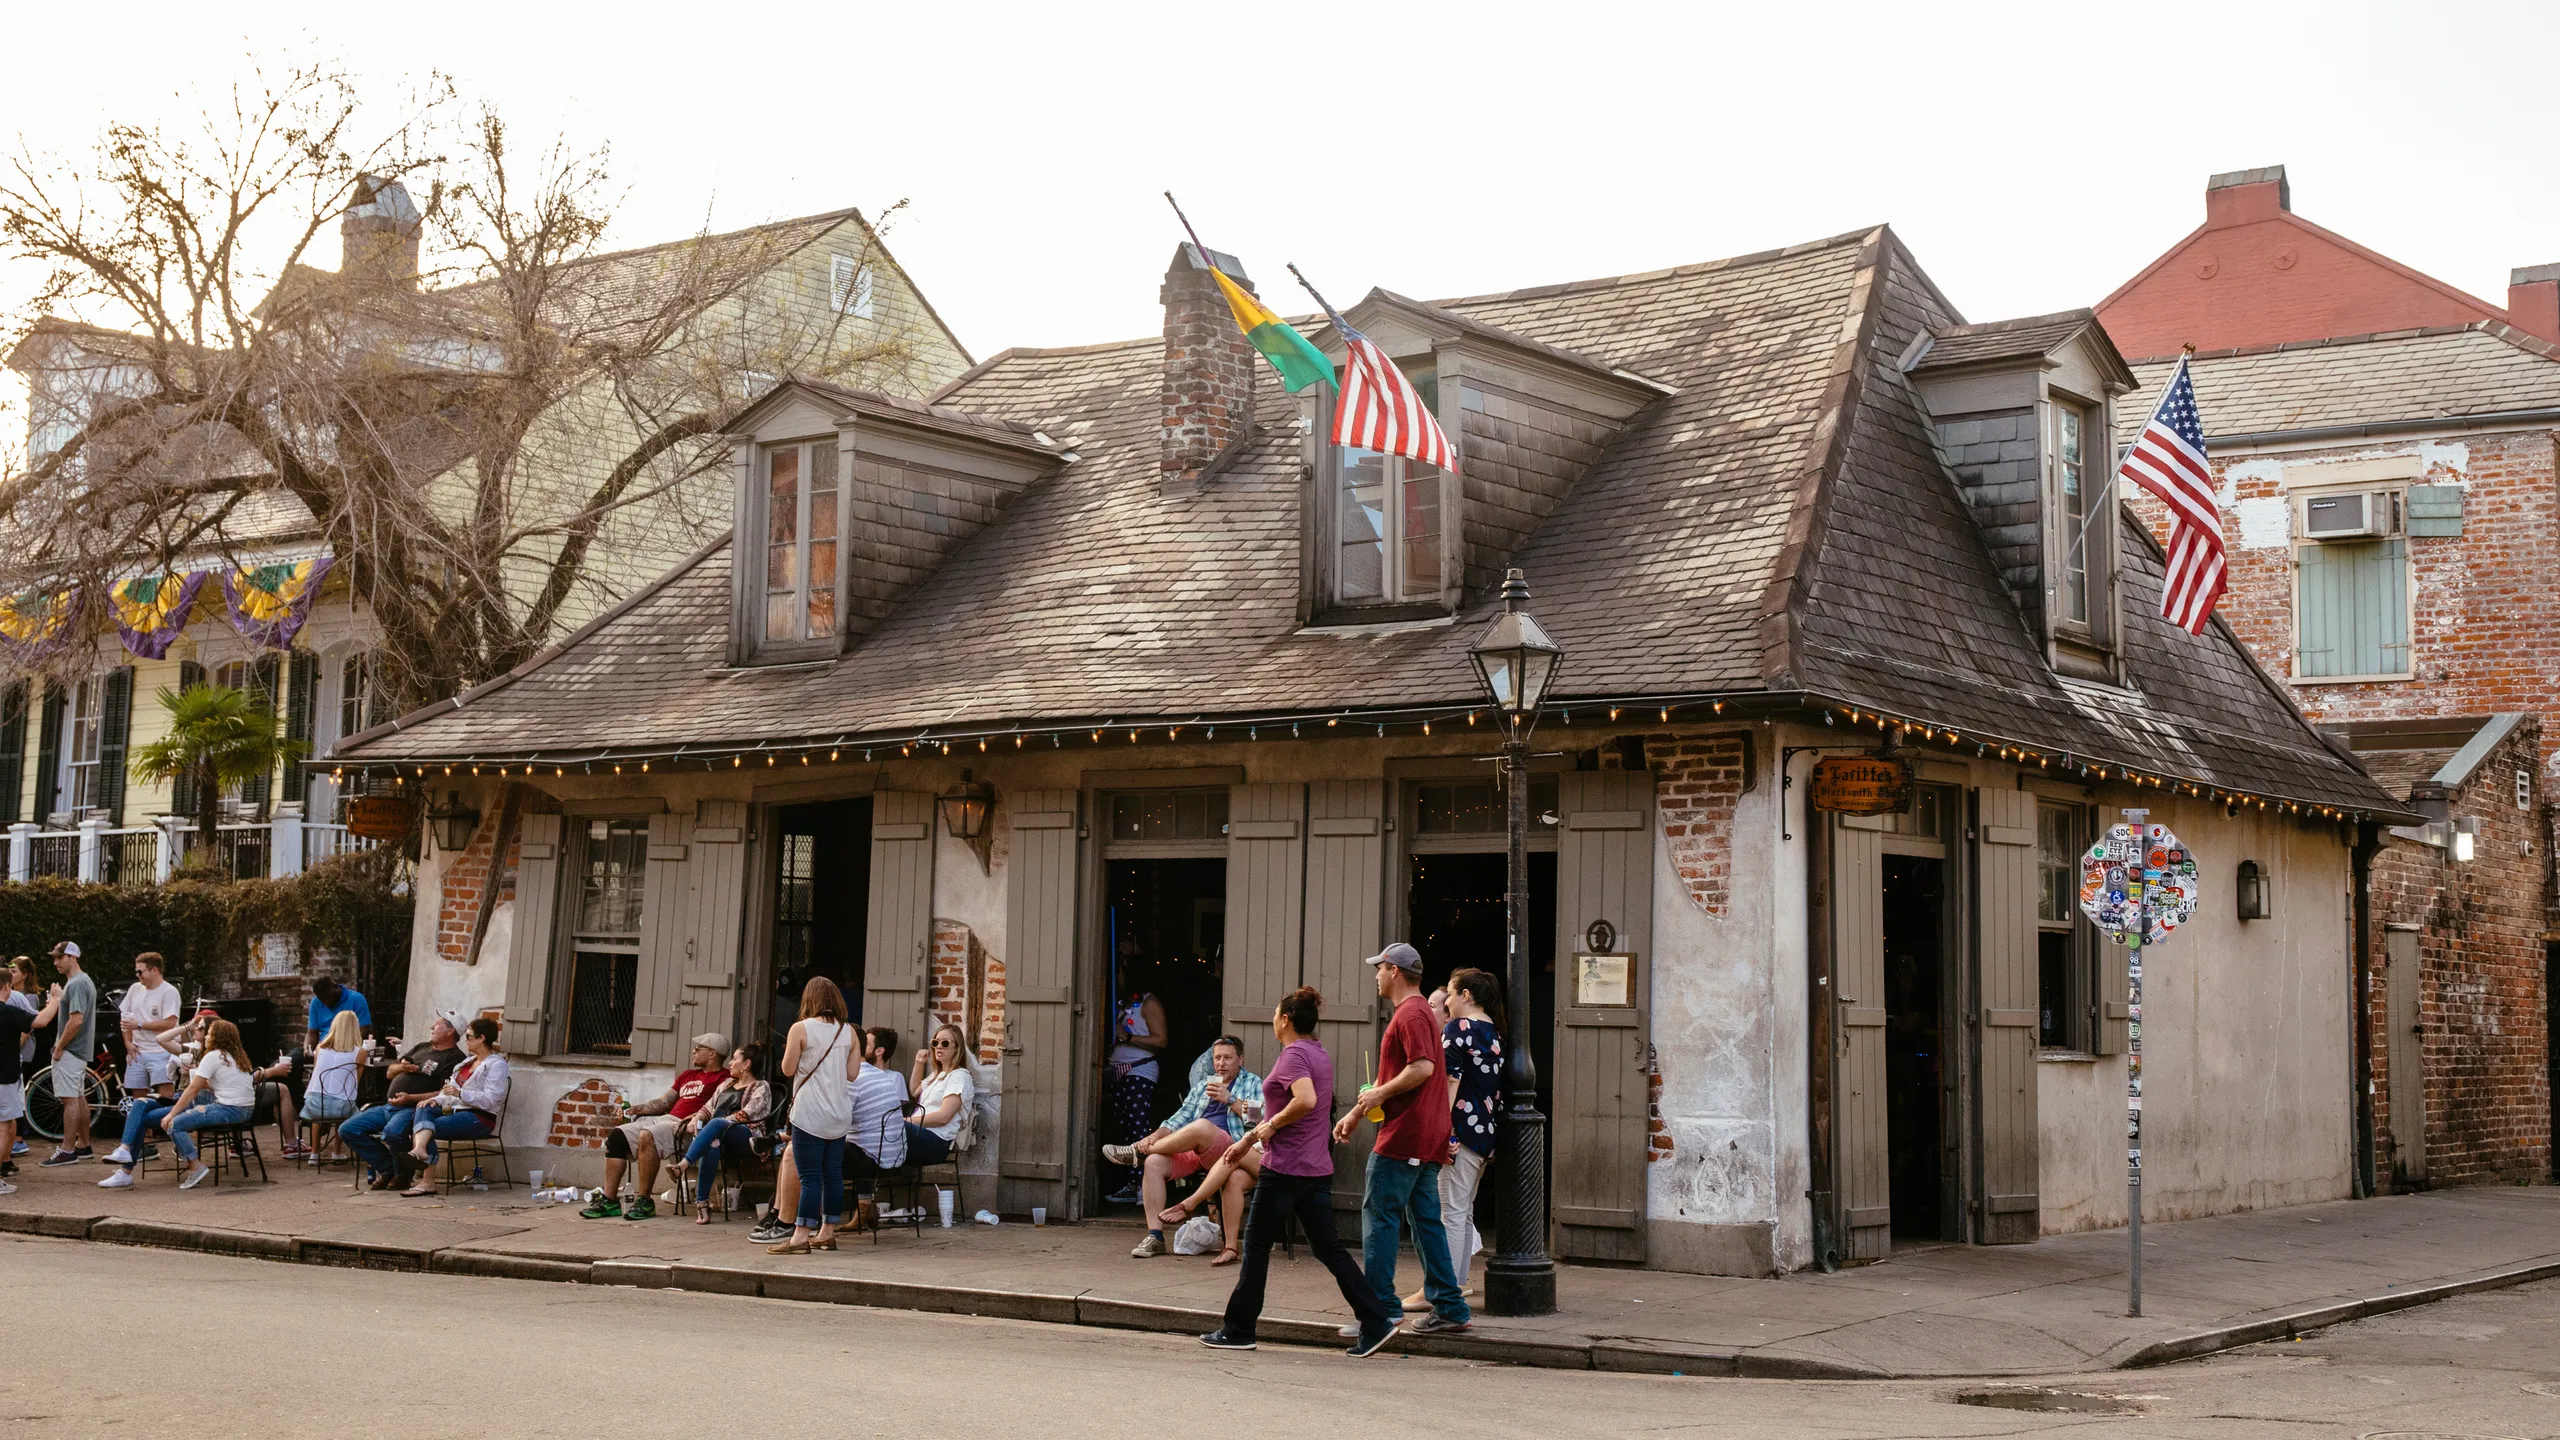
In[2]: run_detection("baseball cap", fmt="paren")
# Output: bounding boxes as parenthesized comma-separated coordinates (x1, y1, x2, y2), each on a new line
(1368, 942, 1424, 976)
(691, 1031, 732, 1055)
(432, 1009, 465, 1035)
(51, 941, 79, 958)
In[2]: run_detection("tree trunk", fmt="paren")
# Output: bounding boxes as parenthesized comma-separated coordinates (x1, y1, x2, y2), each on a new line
(196, 757, 218, 860)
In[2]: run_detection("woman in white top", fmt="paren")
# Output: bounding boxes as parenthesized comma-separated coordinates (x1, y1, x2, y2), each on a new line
(904, 1023, 975, 1167)
(139, 1017, 258, 1189)
(400, 1017, 509, 1196)
(772, 977, 857, 1254)
(301, 1010, 364, 1162)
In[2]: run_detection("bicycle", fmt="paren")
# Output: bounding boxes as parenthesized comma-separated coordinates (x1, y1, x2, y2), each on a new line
(22, 983, 171, 1145)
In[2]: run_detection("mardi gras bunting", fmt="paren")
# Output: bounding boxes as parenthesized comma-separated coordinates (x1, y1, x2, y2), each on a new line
(110, 571, 210, 660)
(0, 588, 78, 668)
(221, 555, 333, 651)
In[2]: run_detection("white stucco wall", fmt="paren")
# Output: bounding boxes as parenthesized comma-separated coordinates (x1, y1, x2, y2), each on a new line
(2039, 795, 2355, 1232)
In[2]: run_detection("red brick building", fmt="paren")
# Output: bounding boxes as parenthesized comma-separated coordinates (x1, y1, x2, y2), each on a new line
(2102, 167, 2560, 1192)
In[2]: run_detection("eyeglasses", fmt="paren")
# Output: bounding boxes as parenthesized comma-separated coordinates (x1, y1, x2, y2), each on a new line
(932, 1039, 956, 1049)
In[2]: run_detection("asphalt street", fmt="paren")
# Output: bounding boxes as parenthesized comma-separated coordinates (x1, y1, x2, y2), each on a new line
(5, 1233, 2556, 1438)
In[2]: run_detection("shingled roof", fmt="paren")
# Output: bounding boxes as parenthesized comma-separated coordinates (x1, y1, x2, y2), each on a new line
(336, 227, 2404, 818)
(1907, 308, 2129, 378)
(2120, 323, 2560, 442)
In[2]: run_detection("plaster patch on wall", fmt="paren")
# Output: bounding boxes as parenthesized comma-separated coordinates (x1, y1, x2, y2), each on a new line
(2418, 440, 2470, 476)
(2221, 457, 2283, 506)
(2235, 495, 2293, 550)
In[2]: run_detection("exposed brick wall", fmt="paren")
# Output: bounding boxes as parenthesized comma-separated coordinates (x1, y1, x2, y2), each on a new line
(435, 809, 518, 966)
(1159, 248, 1257, 480)
(2366, 717, 2552, 1188)
(1646, 1061, 1672, 1164)
(927, 919, 1007, 1066)
(545, 1077, 628, 1150)
(1643, 734, 1748, 918)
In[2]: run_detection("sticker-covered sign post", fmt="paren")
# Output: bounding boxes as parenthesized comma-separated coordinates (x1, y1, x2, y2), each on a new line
(2077, 806, 2198, 1317)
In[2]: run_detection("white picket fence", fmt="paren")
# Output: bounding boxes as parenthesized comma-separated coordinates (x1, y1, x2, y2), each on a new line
(5, 805, 379, 884)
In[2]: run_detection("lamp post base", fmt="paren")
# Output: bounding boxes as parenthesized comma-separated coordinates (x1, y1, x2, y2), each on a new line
(1483, 1103, 1557, 1316)
(1485, 1256, 1557, 1316)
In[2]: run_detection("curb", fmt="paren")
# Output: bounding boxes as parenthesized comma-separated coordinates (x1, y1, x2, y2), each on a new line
(2117, 1255, 2560, 1368)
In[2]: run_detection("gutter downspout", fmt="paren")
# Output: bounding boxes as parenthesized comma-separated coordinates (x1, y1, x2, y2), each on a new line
(1802, 753, 1839, 1272)
(2352, 819, 2382, 1198)
(2210, 407, 2560, 452)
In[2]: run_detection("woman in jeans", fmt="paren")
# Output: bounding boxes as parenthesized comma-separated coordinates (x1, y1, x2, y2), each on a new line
(903, 1023, 974, 1167)
(680, 1043, 771, 1224)
(102, 1017, 257, 1190)
(300, 1010, 365, 1161)
(400, 1017, 508, 1196)
(773, 978, 856, 1254)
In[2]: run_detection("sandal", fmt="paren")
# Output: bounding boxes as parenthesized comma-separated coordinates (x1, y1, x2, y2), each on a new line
(1211, 1247, 1241, 1267)
(1157, 1203, 1195, 1227)
(693, 1210, 711, 1225)
(401, 1182, 438, 1198)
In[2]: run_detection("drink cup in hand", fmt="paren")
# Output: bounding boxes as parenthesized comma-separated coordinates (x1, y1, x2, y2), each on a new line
(1205, 1076, 1228, 1105)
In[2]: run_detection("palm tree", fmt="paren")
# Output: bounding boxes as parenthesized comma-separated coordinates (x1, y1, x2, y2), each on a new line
(131, 683, 306, 856)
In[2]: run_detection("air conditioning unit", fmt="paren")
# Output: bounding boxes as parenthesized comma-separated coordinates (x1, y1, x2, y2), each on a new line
(2300, 490, 2403, 541)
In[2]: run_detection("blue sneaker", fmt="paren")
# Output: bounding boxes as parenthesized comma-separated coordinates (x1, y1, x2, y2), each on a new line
(1346, 1322, 1396, 1358)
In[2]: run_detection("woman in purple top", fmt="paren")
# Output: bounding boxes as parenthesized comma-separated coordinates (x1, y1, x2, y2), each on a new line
(1200, 987, 1398, 1357)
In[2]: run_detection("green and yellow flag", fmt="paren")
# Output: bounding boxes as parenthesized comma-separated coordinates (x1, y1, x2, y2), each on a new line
(1208, 265, 1335, 394)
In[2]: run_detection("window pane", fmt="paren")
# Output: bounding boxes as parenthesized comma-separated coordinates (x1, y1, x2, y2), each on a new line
(767, 448, 800, 547)
(1416, 781, 1500, 834)
(2036, 804, 2074, 923)
(2058, 407, 2088, 624)
(1401, 463, 1441, 599)
(805, 580, 835, 638)
(2038, 931, 2071, 1048)
(1110, 789, 1226, 842)
(1336, 447, 1387, 600)
(567, 951, 639, 1056)
(575, 818, 649, 937)
(765, 445, 801, 642)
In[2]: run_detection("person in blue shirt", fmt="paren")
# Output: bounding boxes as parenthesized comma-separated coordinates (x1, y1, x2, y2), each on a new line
(305, 977, 371, 1050)
(1100, 1036, 1262, 1259)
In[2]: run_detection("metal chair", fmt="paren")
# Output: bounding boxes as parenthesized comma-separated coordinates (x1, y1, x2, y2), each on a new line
(435, 1087, 513, 1191)
(868, 1112, 927, 1243)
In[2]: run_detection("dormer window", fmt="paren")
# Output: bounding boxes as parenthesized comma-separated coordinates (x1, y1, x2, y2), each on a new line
(756, 438, 844, 653)
(2053, 401, 2096, 627)
(1320, 360, 1452, 614)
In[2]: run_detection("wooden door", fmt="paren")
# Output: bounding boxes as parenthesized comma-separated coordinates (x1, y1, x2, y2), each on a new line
(1304, 780, 1383, 1204)
(1000, 791, 1080, 1216)
(1224, 783, 1305, 1079)
(500, 813, 564, 1057)
(2386, 928, 2424, 1186)
(864, 792, 937, 1063)
(1833, 813, 1891, 1261)
(1974, 788, 2040, 1243)
(1552, 770, 1654, 1264)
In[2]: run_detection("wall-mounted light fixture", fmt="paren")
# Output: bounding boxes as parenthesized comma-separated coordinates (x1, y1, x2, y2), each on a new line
(2234, 859, 2268, 921)
(2453, 816, 2479, 864)
(937, 769, 995, 841)
(424, 790, 481, 854)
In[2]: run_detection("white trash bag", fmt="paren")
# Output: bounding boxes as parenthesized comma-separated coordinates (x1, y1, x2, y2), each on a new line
(1171, 1214, 1225, 1256)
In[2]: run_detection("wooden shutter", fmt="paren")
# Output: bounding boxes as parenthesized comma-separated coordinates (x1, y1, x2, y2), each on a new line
(2296, 539, 2408, 678)
(863, 792, 936, 1062)
(95, 667, 133, 826)
(630, 808, 695, 1065)
(1553, 770, 1654, 1263)
(1832, 812, 1890, 1261)
(501, 813, 565, 1056)
(1975, 787, 2041, 1244)
(2385, 928, 2424, 1185)
(2404, 484, 2463, 538)
(0, 681, 25, 825)
(678, 800, 747, 1056)
(999, 789, 1079, 1216)
(2096, 923, 2129, 1056)
(33, 682, 64, 821)
(283, 650, 319, 804)
(243, 655, 280, 813)
(169, 662, 204, 820)
(1224, 782, 1305, 1080)
(1302, 780, 1382, 1203)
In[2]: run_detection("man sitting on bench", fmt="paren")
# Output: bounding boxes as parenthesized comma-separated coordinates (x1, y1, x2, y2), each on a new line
(1102, 1035, 1262, 1258)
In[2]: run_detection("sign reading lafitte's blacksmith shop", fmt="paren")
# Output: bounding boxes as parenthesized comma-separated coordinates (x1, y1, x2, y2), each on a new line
(1810, 755, 1915, 816)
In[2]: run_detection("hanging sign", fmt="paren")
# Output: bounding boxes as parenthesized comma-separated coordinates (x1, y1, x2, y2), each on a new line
(2077, 820, 2199, 945)
(346, 795, 417, 841)
(1809, 755, 1913, 816)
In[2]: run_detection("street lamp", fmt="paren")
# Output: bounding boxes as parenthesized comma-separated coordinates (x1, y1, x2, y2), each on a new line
(1468, 567, 1562, 1317)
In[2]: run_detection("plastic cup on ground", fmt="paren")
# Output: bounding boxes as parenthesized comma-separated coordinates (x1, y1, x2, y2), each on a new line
(937, 1188, 956, 1227)
(528, 1168, 544, 1194)
(724, 1186, 743, 1211)
(1031, 1206, 1047, 1227)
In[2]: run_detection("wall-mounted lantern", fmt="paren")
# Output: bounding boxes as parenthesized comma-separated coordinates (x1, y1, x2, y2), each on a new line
(424, 790, 481, 854)
(2234, 859, 2268, 921)
(937, 770, 995, 841)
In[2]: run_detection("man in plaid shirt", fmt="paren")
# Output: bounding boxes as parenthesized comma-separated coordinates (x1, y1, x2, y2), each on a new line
(1101, 1035, 1263, 1257)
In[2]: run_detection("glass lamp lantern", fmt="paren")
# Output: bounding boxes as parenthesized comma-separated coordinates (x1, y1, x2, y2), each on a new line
(1470, 569, 1563, 724)
(2234, 859, 2268, 921)
(937, 770, 995, 841)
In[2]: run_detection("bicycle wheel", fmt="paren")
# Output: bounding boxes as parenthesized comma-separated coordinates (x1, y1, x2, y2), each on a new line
(22, 1067, 62, 1142)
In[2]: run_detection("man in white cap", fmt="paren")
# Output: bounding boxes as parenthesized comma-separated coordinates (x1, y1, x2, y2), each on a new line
(340, 1011, 466, 1189)
(581, 1032, 729, 1221)
(39, 942, 96, 1166)
(1332, 941, 1471, 1336)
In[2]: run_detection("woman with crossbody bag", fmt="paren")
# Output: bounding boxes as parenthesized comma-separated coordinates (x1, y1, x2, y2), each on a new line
(771, 977, 856, 1255)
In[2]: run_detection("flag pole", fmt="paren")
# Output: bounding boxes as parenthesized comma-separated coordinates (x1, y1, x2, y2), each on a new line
(1285, 262, 1354, 333)
(1163, 191, 1215, 267)
(2062, 345, 2199, 573)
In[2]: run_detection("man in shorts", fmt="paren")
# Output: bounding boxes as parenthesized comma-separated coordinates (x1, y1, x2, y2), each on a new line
(580, 1033, 728, 1222)
(40, 942, 96, 1166)
(118, 953, 182, 1101)
(1103, 1035, 1262, 1257)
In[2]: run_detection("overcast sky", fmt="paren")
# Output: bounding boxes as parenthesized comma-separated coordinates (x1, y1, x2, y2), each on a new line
(3, 1, 2555, 367)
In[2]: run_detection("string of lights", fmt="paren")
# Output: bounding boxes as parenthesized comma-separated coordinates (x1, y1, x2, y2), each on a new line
(331, 692, 2375, 824)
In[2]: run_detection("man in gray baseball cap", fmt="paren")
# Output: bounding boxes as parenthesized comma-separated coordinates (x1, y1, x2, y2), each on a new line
(1330, 939, 1471, 1337)
(585, 1032, 732, 1221)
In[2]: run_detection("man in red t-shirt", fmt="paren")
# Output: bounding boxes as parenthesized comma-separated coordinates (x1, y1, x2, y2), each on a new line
(1332, 943, 1472, 1335)
(582, 1032, 730, 1221)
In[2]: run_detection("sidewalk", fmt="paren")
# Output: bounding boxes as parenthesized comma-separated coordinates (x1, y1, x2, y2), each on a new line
(3, 1158, 2553, 1377)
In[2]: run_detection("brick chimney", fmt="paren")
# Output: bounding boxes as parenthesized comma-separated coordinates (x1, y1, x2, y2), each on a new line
(341, 174, 422, 289)
(2203, 165, 2291, 227)
(1161, 243, 1257, 479)
(2508, 263, 2560, 344)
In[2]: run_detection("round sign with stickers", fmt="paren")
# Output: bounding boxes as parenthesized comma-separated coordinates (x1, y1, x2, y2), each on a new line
(2078, 821, 2200, 946)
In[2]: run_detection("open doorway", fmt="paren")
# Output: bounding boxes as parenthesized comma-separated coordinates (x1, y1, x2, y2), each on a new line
(766, 798, 872, 1061)
(1883, 853, 1951, 1242)
(1100, 856, 1227, 1206)
(1406, 848, 1555, 1241)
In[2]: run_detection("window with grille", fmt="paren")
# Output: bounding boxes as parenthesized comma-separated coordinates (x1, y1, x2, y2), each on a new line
(59, 675, 102, 814)
(1109, 789, 1230, 843)
(337, 653, 382, 738)
(565, 818, 649, 1055)
(830, 254, 874, 318)
(2036, 801, 2091, 1050)
(1324, 361, 1447, 610)
(1410, 774, 1561, 835)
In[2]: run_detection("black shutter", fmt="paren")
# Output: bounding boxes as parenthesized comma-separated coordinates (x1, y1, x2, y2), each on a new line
(33, 682, 64, 823)
(245, 655, 279, 815)
(170, 661, 204, 819)
(96, 667, 133, 825)
(0, 682, 25, 825)
(284, 650, 319, 808)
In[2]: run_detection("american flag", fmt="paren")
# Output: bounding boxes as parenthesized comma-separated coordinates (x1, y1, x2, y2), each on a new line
(1329, 314, 1458, 474)
(2116, 355, 2226, 635)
